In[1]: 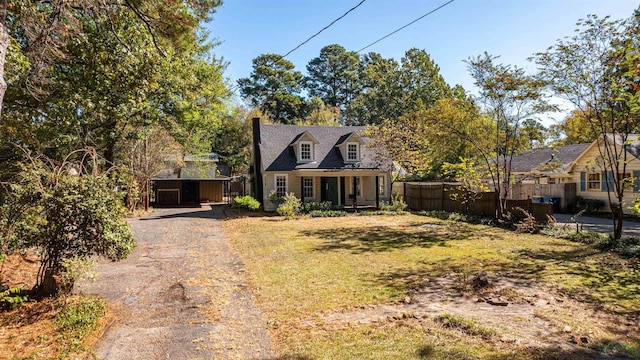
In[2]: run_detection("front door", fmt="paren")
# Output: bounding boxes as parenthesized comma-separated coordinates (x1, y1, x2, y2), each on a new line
(321, 177, 339, 206)
(182, 181, 199, 204)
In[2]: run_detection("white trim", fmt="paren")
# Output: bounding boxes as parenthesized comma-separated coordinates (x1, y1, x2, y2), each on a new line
(346, 142, 360, 162)
(587, 171, 601, 191)
(274, 174, 288, 197)
(302, 177, 314, 199)
(299, 141, 314, 162)
(378, 175, 386, 197)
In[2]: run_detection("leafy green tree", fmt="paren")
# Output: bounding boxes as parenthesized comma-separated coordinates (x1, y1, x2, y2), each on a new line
(298, 97, 340, 126)
(519, 118, 548, 149)
(442, 157, 490, 211)
(549, 108, 600, 145)
(367, 97, 486, 180)
(238, 54, 305, 124)
(398, 48, 452, 111)
(117, 127, 183, 212)
(210, 108, 253, 175)
(349, 49, 452, 125)
(347, 52, 401, 125)
(3, 9, 228, 167)
(535, 11, 640, 239)
(428, 54, 553, 219)
(304, 44, 362, 123)
(0, 0, 222, 120)
(366, 108, 433, 177)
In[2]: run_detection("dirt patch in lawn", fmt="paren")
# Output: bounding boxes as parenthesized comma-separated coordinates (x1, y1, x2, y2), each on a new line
(298, 273, 640, 358)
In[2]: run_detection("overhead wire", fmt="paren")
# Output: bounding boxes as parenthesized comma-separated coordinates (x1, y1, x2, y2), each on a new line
(357, 0, 455, 53)
(272, 0, 366, 65)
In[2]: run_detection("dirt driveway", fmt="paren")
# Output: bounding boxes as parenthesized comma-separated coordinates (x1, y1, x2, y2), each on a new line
(75, 205, 273, 359)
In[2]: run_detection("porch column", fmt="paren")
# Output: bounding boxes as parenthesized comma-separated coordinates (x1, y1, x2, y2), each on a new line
(375, 175, 380, 208)
(300, 176, 305, 203)
(352, 176, 357, 209)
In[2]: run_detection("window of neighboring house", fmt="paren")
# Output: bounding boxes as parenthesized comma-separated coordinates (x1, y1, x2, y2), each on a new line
(618, 172, 632, 188)
(347, 143, 359, 161)
(355, 177, 361, 196)
(303, 177, 313, 198)
(300, 142, 312, 161)
(548, 177, 556, 185)
(378, 175, 386, 196)
(587, 172, 601, 190)
(275, 175, 287, 197)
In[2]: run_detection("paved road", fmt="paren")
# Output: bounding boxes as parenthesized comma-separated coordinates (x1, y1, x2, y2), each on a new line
(554, 213, 640, 237)
(76, 205, 274, 360)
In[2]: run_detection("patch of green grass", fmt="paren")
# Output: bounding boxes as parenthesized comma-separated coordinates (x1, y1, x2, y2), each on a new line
(435, 314, 495, 339)
(55, 296, 105, 355)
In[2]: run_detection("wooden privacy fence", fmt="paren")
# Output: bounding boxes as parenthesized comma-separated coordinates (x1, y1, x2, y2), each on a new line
(392, 182, 553, 222)
(508, 183, 576, 212)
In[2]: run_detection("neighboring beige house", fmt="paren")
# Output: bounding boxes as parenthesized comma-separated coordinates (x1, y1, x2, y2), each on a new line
(569, 134, 640, 211)
(508, 135, 640, 213)
(509, 144, 590, 184)
(251, 119, 392, 211)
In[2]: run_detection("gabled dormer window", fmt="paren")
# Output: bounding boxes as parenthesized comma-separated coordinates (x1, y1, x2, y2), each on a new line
(346, 142, 359, 162)
(299, 141, 313, 161)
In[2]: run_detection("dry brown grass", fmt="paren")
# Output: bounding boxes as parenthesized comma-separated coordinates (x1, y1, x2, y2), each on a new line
(222, 211, 640, 359)
(0, 253, 109, 360)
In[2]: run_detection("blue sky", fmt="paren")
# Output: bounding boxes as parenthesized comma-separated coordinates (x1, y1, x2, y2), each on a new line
(207, 0, 638, 124)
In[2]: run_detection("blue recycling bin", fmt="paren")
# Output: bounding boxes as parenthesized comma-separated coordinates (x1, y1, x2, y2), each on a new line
(550, 197, 561, 213)
(532, 196, 544, 203)
(543, 196, 561, 213)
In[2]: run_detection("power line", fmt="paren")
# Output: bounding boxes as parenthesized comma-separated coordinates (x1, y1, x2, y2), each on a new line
(277, 0, 366, 62)
(357, 0, 454, 53)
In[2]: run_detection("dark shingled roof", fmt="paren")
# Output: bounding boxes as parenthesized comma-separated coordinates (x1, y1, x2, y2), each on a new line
(509, 143, 590, 173)
(258, 124, 389, 172)
(608, 134, 640, 160)
(153, 152, 230, 180)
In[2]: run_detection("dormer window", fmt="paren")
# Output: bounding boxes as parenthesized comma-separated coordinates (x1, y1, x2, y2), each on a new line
(300, 141, 313, 161)
(346, 142, 359, 162)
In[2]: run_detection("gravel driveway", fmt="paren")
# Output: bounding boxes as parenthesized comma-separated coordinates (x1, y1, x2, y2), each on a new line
(76, 205, 273, 359)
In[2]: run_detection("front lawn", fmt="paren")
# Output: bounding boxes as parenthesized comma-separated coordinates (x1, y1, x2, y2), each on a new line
(222, 212, 640, 359)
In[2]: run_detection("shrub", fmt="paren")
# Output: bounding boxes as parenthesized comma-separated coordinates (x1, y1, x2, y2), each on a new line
(55, 296, 106, 340)
(380, 195, 408, 213)
(361, 210, 406, 216)
(276, 193, 302, 219)
(277, 205, 297, 219)
(301, 201, 333, 213)
(309, 210, 347, 217)
(419, 210, 450, 220)
(3, 153, 135, 296)
(417, 210, 484, 224)
(234, 195, 260, 211)
(567, 196, 605, 214)
(513, 207, 540, 234)
(0, 286, 27, 309)
(596, 235, 640, 257)
(0, 254, 27, 308)
(268, 190, 284, 207)
(59, 257, 97, 294)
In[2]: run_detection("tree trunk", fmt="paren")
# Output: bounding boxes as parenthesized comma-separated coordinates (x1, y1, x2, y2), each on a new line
(144, 179, 149, 211)
(613, 203, 624, 240)
(0, 0, 9, 122)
